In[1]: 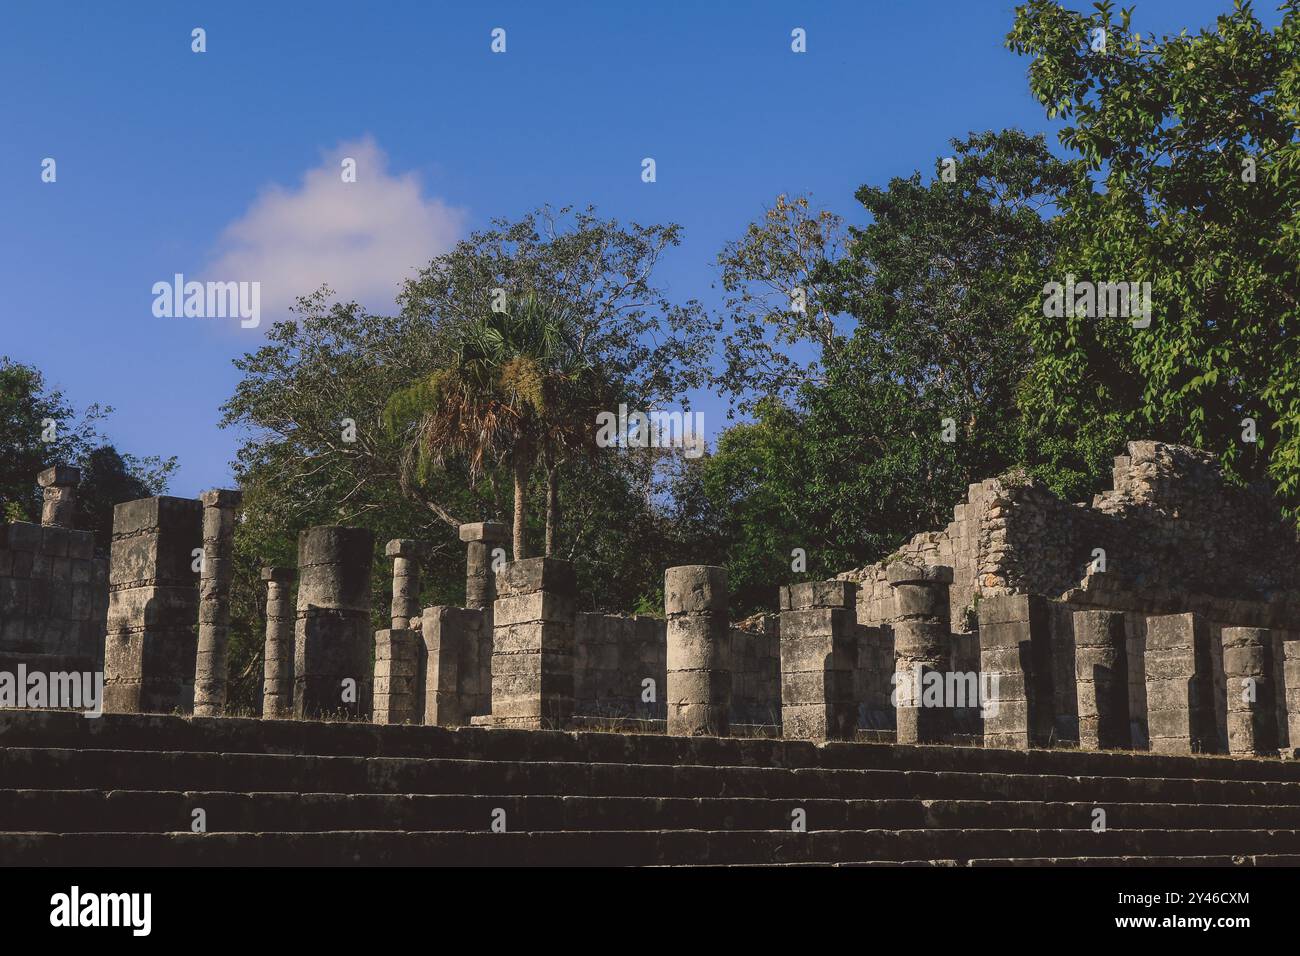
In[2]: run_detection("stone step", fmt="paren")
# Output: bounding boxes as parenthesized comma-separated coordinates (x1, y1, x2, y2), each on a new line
(5, 828, 1300, 866)
(5, 790, 1300, 833)
(697, 855, 1300, 867)
(7, 747, 1300, 805)
(963, 855, 1300, 866)
(2, 710, 1296, 783)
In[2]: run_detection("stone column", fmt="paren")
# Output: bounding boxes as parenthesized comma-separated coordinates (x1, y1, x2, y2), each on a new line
(103, 496, 203, 714)
(373, 628, 421, 725)
(1222, 626, 1278, 756)
(1143, 612, 1215, 754)
(460, 521, 509, 613)
(978, 593, 1052, 749)
(37, 465, 79, 529)
(1073, 610, 1130, 750)
(1284, 637, 1300, 756)
(260, 567, 296, 719)
(423, 605, 488, 726)
(887, 562, 953, 744)
(193, 489, 241, 717)
(385, 539, 426, 629)
(489, 557, 576, 728)
(665, 565, 731, 737)
(294, 526, 374, 720)
(779, 580, 858, 741)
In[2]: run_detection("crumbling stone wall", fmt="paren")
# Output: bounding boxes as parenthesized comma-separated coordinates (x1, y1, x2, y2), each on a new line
(843, 480, 992, 634)
(833, 441, 1300, 749)
(841, 441, 1300, 629)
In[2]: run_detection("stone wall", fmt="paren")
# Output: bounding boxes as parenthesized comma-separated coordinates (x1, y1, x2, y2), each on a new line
(573, 613, 666, 720)
(568, 613, 780, 726)
(9, 439, 1297, 754)
(1042, 572, 1297, 750)
(840, 441, 1300, 630)
(0, 521, 107, 675)
(730, 616, 780, 726)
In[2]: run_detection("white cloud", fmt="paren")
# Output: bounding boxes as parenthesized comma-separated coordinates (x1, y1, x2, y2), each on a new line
(205, 136, 466, 318)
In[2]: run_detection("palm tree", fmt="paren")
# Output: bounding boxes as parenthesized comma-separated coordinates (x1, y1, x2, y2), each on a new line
(385, 293, 610, 560)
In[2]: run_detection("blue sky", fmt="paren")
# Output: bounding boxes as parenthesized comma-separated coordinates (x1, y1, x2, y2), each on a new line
(1, 0, 1279, 497)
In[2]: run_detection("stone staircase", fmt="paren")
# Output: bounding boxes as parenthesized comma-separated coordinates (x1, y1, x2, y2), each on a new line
(3, 710, 1300, 865)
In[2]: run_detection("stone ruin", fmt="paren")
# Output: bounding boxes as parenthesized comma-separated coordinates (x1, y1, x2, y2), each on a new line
(0, 467, 107, 680)
(1, 439, 1298, 760)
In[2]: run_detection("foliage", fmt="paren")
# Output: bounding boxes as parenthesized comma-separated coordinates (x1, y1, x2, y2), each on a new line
(701, 132, 1065, 610)
(0, 357, 174, 545)
(1008, 0, 1300, 505)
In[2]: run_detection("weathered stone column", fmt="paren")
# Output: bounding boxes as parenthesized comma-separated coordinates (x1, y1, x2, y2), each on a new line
(1284, 637, 1300, 756)
(260, 567, 296, 719)
(461, 521, 509, 612)
(1222, 626, 1278, 756)
(294, 526, 374, 720)
(1073, 610, 1130, 750)
(489, 557, 576, 728)
(373, 628, 421, 724)
(193, 489, 241, 717)
(1144, 612, 1215, 754)
(779, 580, 858, 741)
(665, 565, 731, 737)
(978, 593, 1052, 749)
(385, 539, 426, 629)
(37, 465, 79, 529)
(888, 562, 953, 744)
(424, 606, 489, 726)
(103, 497, 203, 714)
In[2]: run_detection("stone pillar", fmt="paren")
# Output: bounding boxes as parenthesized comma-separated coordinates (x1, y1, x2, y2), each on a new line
(489, 557, 576, 728)
(460, 521, 509, 613)
(37, 465, 79, 529)
(1222, 626, 1278, 756)
(373, 628, 421, 725)
(665, 565, 731, 737)
(260, 567, 296, 719)
(294, 526, 374, 720)
(978, 593, 1052, 749)
(1144, 612, 1216, 754)
(1073, 610, 1130, 750)
(193, 489, 241, 717)
(887, 562, 952, 744)
(779, 580, 858, 741)
(424, 605, 488, 726)
(1284, 637, 1300, 755)
(103, 496, 203, 714)
(385, 539, 426, 629)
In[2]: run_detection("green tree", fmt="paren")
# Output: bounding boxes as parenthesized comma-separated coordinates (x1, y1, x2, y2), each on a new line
(715, 194, 849, 415)
(0, 357, 175, 537)
(74, 446, 158, 553)
(1008, 0, 1300, 505)
(703, 132, 1066, 609)
(399, 205, 712, 415)
(385, 293, 613, 559)
(220, 207, 713, 704)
